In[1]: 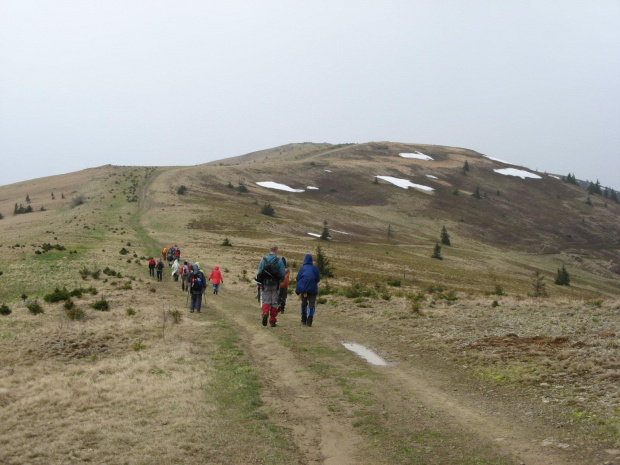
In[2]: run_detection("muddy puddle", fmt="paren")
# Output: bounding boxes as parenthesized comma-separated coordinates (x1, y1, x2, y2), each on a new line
(342, 342, 389, 366)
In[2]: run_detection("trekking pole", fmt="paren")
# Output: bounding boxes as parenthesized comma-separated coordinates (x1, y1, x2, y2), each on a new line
(186, 288, 189, 308)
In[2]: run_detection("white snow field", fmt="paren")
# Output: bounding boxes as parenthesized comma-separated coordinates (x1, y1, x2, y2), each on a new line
(484, 155, 514, 165)
(399, 152, 434, 161)
(255, 181, 305, 192)
(493, 168, 542, 179)
(376, 176, 434, 191)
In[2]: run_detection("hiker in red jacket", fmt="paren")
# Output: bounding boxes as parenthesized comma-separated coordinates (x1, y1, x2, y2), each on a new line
(208, 266, 224, 295)
(148, 257, 156, 277)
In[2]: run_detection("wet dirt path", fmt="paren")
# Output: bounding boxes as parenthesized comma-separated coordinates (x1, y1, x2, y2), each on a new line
(207, 290, 593, 465)
(209, 293, 363, 465)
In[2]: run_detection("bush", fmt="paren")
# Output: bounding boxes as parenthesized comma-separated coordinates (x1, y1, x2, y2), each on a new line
(177, 185, 188, 195)
(221, 237, 233, 247)
(168, 309, 183, 324)
(387, 279, 401, 287)
(71, 195, 85, 208)
(119, 247, 129, 255)
(66, 306, 86, 320)
(27, 300, 44, 314)
(43, 287, 70, 303)
(90, 298, 110, 311)
(126, 308, 136, 316)
(0, 304, 11, 316)
(343, 282, 376, 299)
(261, 203, 275, 216)
(317, 297, 327, 305)
(63, 299, 75, 310)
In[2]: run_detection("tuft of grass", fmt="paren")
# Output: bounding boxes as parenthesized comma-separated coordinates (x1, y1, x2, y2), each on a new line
(126, 307, 136, 316)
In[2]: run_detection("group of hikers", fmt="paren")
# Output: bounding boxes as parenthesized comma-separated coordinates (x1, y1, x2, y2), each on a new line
(256, 244, 321, 328)
(147, 246, 224, 313)
(146, 243, 321, 326)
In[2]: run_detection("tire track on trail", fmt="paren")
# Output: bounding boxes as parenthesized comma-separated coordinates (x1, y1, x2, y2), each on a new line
(209, 294, 363, 465)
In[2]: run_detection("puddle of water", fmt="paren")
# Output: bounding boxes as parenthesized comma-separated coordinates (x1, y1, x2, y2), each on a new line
(342, 342, 388, 366)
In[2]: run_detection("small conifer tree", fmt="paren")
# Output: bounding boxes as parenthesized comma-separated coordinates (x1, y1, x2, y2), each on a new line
(440, 226, 451, 245)
(610, 190, 619, 203)
(463, 160, 470, 172)
(531, 271, 548, 297)
(472, 186, 482, 199)
(585, 196, 593, 206)
(261, 203, 275, 216)
(554, 265, 570, 286)
(51, 192, 55, 200)
(315, 244, 334, 277)
(431, 243, 443, 260)
(320, 220, 331, 241)
(26, 193, 31, 204)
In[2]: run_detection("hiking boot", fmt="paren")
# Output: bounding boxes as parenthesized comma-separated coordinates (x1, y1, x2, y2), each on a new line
(301, 316, 307, 325)
(190, 310, 194, 313)
(306, 316, 313, 327)
(270, 322, 277, 327)
(262, 312, 268, 326)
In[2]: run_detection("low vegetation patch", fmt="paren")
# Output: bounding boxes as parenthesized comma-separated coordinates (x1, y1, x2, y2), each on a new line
(43, 287, 71, 303)
(0, 304, 11, 316)
(27, 300, 44, 314)
(90, 298, 110, 311)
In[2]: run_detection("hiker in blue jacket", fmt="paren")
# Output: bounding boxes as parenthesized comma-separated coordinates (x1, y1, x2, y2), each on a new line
(295, 253, 321, 327)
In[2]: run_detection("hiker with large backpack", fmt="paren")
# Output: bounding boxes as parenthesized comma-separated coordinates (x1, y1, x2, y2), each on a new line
(256, 244, 286, 327)
(148, 257, 156, 277)
(166, 245, 175, 267)
(180, 261, 191, 291)
(295, 253, 321, 327)
(188, 263, 207, 313)
(155, 259, 165, 281)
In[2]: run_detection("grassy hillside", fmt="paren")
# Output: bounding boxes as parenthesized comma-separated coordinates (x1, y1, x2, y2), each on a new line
(0, 142, 619, 464)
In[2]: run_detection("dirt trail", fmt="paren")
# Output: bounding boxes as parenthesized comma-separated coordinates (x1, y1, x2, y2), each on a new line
(206, 290, 594, 465)
(211, 294, 362, 465)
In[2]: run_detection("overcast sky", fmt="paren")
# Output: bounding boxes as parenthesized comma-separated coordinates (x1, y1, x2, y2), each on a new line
(1, 1, 619, 189)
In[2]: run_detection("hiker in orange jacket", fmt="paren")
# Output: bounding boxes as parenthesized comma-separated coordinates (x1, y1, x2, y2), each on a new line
(208, 266, 224, 295)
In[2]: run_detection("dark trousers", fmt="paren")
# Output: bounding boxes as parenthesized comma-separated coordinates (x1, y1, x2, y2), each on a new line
(190, 293, 203, 312)
(149, 266, 155, 277)
(156, 270, 163, 281)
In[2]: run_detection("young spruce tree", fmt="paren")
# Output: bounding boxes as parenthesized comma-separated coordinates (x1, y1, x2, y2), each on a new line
(315, 244, 334, 277)
(440, 226, 451, 245)
(431, 243, 443, 260)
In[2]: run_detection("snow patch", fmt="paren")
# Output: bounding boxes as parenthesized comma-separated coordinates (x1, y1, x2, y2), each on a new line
(399, 152, 434, 161)
(324, 170, 332, 173)
(256, 181, 305, 192)
(307, 186, 319, 190)
(342, 343, 389, 366)
(307, 233, 321, 238)
(376, 176, 434, 191)
(493, 168, 542, 180)
(426, 175, 438, 180)
(333, 229, 351, 235)
(484, 155, 515, 165)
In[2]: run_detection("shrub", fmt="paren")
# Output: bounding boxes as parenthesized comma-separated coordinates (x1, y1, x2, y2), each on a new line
(492, 300, 499, 308)
(320, 281, 336, 295)
(27, 300, 44, 314)
(71, 195, 85, 207)
(63, 299, 75, 310)
(43, 287, 71, 303)
(90, 298, 110, 311)
(126, 308, 136, 316)
(317, 297, 327, 305)
(119, 247, 129, 255)
(343, 282, 376, 299)
(261, 203, 275, 216)
(168, 309, 183, 324)
(70, 288, 83, 298)
(221, 237, 233, 247)
(177, 185, 188, 195)
(387, 279, 401, 287)
(66, 306, 86, 320)
(0, 304, 11, 316)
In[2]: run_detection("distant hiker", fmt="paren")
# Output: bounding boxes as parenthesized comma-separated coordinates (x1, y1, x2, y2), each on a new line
(148, 257, 156, 277)
(171, 258, 180, 281)
(167, 245, 175, 266)
(277, 257, 290, 313)
(180, 260, 191, 291)
(156, 259, 165, 281)
(173, 245, 181, 261)
(208, 265, 224, 295)
(188, 263, 207, 313)
(256, 244, 285, 327)
(162, 247, 167, 261)
(295, 254, 321, 327)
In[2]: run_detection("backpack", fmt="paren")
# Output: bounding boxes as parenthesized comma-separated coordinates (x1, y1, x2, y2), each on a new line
(257, 256, 281, 285)
(190, 274, 203, 292)
(181, 265, 190, 277)
(167, 248, 174, 260)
